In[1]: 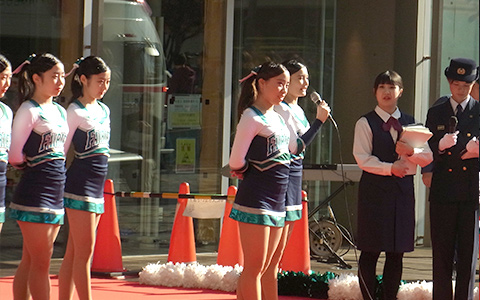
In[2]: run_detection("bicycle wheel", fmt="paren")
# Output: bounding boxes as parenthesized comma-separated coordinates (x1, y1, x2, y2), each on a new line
(309, 220, 343, 259)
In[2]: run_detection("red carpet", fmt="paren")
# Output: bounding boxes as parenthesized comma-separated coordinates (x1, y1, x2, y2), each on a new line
(0, 276, 316, 300)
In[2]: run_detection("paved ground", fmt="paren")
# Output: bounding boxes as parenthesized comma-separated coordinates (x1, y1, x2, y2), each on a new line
(0, 203, 477, 286)
(0, 246, 463, 283)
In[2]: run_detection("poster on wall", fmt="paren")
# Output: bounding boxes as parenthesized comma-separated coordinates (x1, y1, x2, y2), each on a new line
(175, 138, 196, 173)
(167, 94, 202, 129)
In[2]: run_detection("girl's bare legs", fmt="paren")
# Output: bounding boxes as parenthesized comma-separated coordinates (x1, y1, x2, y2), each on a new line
(14, 221, 60, 300)
(13, 243, 31, 300)
(59, 208, 100, 300)
(237, 222, 283, 300)
(261, 221, 295, 300)
(59, 231, 75, 299)
(0, 222, 3, 232)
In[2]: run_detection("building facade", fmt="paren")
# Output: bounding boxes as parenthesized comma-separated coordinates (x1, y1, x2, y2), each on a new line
(0, 0, 478, 258)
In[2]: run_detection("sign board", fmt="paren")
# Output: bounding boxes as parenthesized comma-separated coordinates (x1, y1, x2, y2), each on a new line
(167, 94, 202, 129)
(175, 138, 195, 173)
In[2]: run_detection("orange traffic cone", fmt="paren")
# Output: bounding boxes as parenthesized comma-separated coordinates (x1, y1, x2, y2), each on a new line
(167, 182, 196, 263)
(279, 190, 311, 274)
(216, 186, 244, 267)
(91, 179, 126, 275)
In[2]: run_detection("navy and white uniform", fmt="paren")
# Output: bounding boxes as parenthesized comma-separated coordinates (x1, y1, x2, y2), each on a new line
(63, 99, 110, 214)
(0, 102, 12, 223)
(353, 106, 432, 252)
(9, 100, 68, 224)
(274, 102, 322, 221)
(229, 106, 303, 227)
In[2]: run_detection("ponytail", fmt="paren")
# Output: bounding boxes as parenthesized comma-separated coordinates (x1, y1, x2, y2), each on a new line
(237, 67, 259, 120)
(237, 62, 287, 120)
(17, 53, 62, 101)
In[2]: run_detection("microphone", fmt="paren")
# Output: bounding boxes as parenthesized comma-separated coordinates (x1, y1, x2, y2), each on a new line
(310, 91, 323, 105)
(448, 116, 458, 133)
(310, 91, 334, 123)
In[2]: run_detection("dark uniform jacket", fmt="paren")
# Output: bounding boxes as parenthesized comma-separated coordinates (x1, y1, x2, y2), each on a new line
(426, 98, 479, 209)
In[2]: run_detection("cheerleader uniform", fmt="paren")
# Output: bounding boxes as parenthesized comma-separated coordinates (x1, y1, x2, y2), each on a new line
(9, 100, 68, 224)
(274, 102, 323, 221)
(0, 102, 12, 223)
(229, 107, 303, 227)
(63, 99, 110, 214)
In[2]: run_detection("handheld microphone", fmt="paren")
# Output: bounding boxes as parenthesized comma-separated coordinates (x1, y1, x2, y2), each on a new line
(310, 91, 323, 105)
(310, 91, 334, 123)
(448, 116, 458, 133)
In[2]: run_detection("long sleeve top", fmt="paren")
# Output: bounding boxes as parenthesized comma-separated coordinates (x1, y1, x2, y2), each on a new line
(353, 106, 433, 176)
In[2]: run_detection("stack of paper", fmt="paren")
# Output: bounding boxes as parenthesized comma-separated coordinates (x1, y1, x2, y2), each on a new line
(400, 124, 433, 148)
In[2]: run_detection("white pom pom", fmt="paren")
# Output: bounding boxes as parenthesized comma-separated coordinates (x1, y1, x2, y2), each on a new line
(221, 266, 241, 292)
(327, 273, 363, 300)
(183, 263, 207, 288)
(139, 262, 241, 292)
(204, 264, 228, 290)
(397, 281, 432, 300)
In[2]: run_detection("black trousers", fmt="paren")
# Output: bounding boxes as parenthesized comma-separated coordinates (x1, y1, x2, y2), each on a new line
(358, 251, 404, 300)
(430, 202, 476, 300)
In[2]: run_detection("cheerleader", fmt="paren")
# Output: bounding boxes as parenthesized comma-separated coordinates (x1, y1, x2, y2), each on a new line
(9, 53, 68, 300)
(0, 55, 13, 233)
(229, 62, 303, 300)
(263, 60, 330, 300)
(58, 56, 111, 300)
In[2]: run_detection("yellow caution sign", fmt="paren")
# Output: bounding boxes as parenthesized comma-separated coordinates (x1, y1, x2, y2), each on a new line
(175, 138, 195, 173)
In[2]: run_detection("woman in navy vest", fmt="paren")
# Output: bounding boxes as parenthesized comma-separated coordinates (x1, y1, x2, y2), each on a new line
(353, 70, 432, 300)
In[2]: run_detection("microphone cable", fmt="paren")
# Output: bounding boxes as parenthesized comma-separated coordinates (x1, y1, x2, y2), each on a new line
(311, 91, 374, 300)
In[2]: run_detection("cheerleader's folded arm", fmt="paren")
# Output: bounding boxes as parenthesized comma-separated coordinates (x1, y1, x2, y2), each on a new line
(63, 106, 81, 154)
(229, 112, 262, 178)
(9, 106, 36, 169)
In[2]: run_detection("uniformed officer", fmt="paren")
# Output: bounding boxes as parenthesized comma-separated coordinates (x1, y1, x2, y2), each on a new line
(426, 58, 479, 300)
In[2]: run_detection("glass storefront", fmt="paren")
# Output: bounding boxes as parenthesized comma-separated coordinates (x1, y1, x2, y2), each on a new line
(0, 0, 478, 260)
(230, 0, 338, 230)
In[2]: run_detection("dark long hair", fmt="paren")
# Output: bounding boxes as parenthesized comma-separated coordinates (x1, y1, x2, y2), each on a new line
(281, 59, 306, 77)
(0, 54, 11, 73)
(373, 70, 403, 92)
(237, 62, 287, 120)
(71, 56, 110, 100)
(18, 53, 63, 101)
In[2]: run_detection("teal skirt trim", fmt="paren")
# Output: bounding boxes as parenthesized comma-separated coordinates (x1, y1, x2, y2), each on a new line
(0, 211, 5, 223)
(229, 208, 285, 227)
(9, 208, 64, 224)
(64, 198, 104, 214)
(285, 209, 302, 222)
